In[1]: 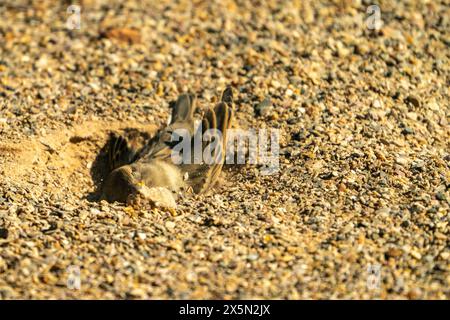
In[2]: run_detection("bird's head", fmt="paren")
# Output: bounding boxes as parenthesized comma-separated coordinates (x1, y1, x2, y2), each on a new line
(101, 165, 142, 203)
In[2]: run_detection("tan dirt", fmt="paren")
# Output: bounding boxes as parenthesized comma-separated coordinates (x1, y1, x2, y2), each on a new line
(0, 0, 448, 299)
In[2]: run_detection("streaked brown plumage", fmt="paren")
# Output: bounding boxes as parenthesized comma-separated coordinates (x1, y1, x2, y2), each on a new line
(101, 87, 234, 204)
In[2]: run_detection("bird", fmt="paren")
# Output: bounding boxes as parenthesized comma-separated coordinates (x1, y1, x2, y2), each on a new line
(101, 87, 234, 204)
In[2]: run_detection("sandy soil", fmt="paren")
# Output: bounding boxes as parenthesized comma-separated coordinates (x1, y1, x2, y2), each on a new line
(0, 0, 448, 299)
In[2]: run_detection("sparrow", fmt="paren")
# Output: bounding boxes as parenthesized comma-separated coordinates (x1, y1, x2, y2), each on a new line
(101, 87, 234, 204)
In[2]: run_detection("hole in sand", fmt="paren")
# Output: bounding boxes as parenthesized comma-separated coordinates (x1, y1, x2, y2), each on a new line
(0, 120, 157, 202)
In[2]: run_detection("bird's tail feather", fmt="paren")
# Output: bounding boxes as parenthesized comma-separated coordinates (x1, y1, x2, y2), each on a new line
(188, 87, 234, 193)
(170, 93, 196, 124)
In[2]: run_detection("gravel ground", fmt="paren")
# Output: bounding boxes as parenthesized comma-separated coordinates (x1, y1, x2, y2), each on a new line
(0, 0, 449, 299)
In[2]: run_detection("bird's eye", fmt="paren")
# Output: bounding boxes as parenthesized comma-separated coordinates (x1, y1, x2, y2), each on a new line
(131, 170, 141, 180)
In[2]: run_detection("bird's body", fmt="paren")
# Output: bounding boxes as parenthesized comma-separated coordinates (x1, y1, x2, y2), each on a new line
(101, 87, 234, 204)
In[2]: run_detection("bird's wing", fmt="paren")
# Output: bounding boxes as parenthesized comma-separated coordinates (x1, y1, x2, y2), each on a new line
(134, 88, 234, 194)
(107, 132, 144, 172)
(170, 92, 196, 124)
(184, 87, 234, 194)
(137, 92, 197, 162)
